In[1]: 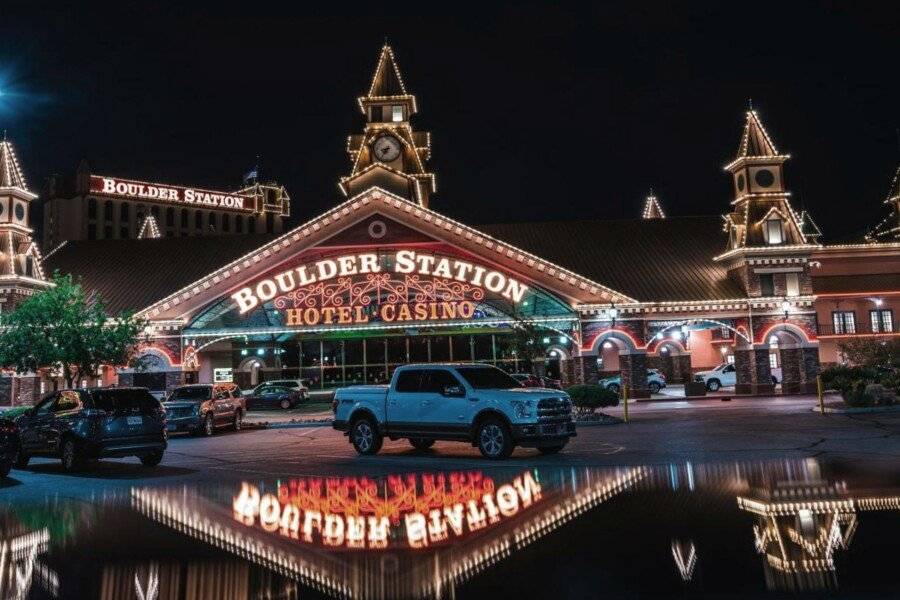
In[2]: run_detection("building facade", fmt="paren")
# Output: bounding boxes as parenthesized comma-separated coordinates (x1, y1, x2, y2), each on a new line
(42, 162, 290, 249)
(1, 44, 895, 404)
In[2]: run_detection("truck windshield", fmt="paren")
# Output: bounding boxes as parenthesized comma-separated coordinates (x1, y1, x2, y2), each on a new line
(168, 386, 211, 401)
(455, 366, 521, 389)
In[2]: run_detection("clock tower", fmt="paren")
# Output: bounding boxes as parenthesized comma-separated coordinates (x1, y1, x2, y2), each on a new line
(340, 44, 435, 207)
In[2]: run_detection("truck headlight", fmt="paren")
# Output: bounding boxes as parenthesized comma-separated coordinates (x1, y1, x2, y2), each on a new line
(511, 399, 535, 419)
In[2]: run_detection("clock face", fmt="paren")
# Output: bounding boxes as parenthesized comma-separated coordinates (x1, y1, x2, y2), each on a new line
(373, 135, 402, 163)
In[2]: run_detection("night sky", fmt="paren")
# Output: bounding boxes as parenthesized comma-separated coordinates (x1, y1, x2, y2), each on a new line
(3, 2, 898, 241)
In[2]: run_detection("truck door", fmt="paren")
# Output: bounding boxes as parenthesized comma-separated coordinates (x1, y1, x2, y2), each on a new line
(416, 369, 471, 433)
(387, 369, 426, 430)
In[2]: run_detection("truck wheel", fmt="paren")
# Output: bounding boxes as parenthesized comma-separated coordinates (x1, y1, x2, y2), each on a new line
(61, 438, 84, 473)
(350, 417, 382, 456)
(280, 398, 292, 410)
(409, 438, 435, 451)
(202, 413, 215, 437)
(140, 451, 164, 468)
(707, 379, 721, 392)
(476, 419, 513, 459)
(538, 443, 567, 455)
(649, 382, 661, 394)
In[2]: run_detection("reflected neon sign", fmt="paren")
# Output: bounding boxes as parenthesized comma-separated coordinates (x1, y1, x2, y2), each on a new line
(232, 471, 542, 550)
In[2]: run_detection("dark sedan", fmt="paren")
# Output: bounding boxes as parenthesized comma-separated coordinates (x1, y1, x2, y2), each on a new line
(244, 385, 304, 410)
(0, 417, 20, 478)
(14, 387, 167, 472)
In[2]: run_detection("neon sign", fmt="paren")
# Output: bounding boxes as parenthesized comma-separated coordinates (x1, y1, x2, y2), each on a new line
(231, 250, 530, 317)
(232, 471, 542, 550)
(90, 175, 254, 211)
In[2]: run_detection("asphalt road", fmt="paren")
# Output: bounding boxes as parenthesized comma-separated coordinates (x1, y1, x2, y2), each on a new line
(5, 395, 900, 502)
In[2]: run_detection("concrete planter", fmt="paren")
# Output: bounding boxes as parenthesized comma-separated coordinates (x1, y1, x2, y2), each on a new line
(684, 381, 707, 396)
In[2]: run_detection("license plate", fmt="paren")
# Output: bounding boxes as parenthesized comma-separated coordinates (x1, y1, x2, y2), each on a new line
(126, 416, 143, 426)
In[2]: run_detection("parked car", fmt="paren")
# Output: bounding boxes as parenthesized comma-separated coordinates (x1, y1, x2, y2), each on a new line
(599, 369, 667, 394)
(163, 383, 246, 436)
(333, 363, 576, 459)
(242, 379, 309, 401)
(511, 373, 542, 387)
(245, 385, 304, 410)
(694, 363, 782, 391)
(14, 388, 167, 472)
(0, 417, 20, 478)
(539, 376, 563, 390)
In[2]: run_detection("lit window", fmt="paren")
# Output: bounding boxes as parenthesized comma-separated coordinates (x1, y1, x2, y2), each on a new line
(726, 354, 735, 365)
(785, 273, 800, 297)
(765, 218, 783, 245)
(768, 353, 778, 369)
(870, 309, 893, 333)
(832, 311, 856, 335)
(392, 105, 403, 122)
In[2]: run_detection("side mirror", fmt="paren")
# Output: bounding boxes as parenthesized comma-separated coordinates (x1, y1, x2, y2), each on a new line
(442, 385, 466, 398)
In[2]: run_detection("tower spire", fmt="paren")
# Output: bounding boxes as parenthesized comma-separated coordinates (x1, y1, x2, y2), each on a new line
(642, 190, 665, 219)
(0, 136, 30, 192)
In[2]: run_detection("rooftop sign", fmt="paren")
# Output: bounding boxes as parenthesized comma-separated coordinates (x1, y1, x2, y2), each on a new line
(90, 175, 255, 212)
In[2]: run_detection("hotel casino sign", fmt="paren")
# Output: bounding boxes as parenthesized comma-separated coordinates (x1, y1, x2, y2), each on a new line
(231, 250, 530, 327)
(232, 470, 542, 550)
(90, 175, 255, 212)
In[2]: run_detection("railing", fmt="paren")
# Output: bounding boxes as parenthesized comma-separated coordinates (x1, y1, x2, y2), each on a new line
(817, 321, 899, 336)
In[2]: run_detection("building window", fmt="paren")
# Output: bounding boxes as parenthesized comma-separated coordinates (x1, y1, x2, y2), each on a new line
(392, 105, 403, 122)
(120, 227, 128, 239)
(870, 309, 894, 333)
(181, 208, 188, 227)
(195, 211, 202, 230)
(88, 224, 96, 240)
(104, 200, 113, 221)
(832, 311, 856, 335)
(768, 353, 778, 369)
(235, 215, 243, 233)
(166, 207, 174, 226)
(222, 213, 230, 232)
(760, 274, 775, 296)
(248, 216, 256, 233)
(726, 354, 735, 365)
(87, 198, 97, 219)
(120, 203, 129, 221)
(151, 205, 160, 219)
(104, 225, 112, 239)
(765, 218, 784, 245)
(786, 272, 800, 297)
(371, 105, 383, 122)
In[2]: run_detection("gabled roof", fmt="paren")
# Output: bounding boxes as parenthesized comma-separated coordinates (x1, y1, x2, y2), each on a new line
(797, 209, 823, 242)
(0, 137, 30, 192)
(137, 214, 161, 239)
(367, 44, 408, 98)
(867, 164, 900, 242)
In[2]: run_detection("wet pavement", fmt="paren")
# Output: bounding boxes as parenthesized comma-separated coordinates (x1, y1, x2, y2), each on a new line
(2, 396, 899, 598)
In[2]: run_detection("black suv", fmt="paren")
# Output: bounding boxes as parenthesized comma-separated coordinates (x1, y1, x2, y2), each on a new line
(15, 387, 167, 472)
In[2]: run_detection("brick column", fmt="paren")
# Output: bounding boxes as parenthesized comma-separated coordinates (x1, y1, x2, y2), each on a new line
(752, 345, 775, 395)
(801, 345, 821, 394)
(581, 356, 599, 385)
(14, 375, 41, 406)
(620, 351, 650, 399)
(561, 356, 585, 387)
(673, 354, 693, 384)
(734, 347, 754, 394)
(779, 347, 805, 394)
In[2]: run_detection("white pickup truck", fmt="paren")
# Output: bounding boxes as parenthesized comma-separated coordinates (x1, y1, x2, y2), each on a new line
(693, 362, 782, 391)
(332, 363, 576, 459)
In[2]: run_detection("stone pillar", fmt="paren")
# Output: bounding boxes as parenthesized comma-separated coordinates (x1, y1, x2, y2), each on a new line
(561, 356, 583, 388)
(734, 347, 754, 394)
(801, 345, 821, 394)
(581, 356, 599, 385)
(14, 375, 41, 406)
(752, 345, 775, 395)
(619, 351, 650, 399)
(779, 347, 805, 395)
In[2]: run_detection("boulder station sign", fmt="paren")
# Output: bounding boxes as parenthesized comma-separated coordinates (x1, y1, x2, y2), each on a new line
(231, 250, 531, 327)
(90, 175, 254, 211)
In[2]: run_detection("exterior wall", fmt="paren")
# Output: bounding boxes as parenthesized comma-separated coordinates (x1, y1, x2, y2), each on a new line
(815, 295, 900, 336)
(688, 329, 722, 369)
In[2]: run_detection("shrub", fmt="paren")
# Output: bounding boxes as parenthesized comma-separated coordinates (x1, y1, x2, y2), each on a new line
(820, 365, 899, 407)
(566, 384, 619, 415)
(865, 383, 897, 406)
(842, 380, 874, 407)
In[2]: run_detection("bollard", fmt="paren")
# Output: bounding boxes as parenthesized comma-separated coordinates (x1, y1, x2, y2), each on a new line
(622, 383, 629, 423)
(817, 374, 825, 414)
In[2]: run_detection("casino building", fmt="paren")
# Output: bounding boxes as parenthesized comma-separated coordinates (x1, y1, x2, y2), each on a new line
(2, 44, 899, 402)
(41, 162, 290, 249)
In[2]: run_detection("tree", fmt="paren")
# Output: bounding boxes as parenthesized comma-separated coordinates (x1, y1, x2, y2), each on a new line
(0, 273, 148, 389)
(837, 338, 900, 369)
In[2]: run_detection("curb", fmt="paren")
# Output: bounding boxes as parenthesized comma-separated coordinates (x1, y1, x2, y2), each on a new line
(817, 404, 900, 414)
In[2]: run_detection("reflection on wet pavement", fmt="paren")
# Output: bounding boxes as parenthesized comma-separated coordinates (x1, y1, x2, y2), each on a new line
(3, 459, 899, 599)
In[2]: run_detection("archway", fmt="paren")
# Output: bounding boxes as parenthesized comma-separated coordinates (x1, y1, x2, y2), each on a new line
(237, 357, 266, 388)
(544, 345, 569, 380)
(652, 339, 691, 384)
(590, 332, 636, 378)
(762, 324, 810, 392)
